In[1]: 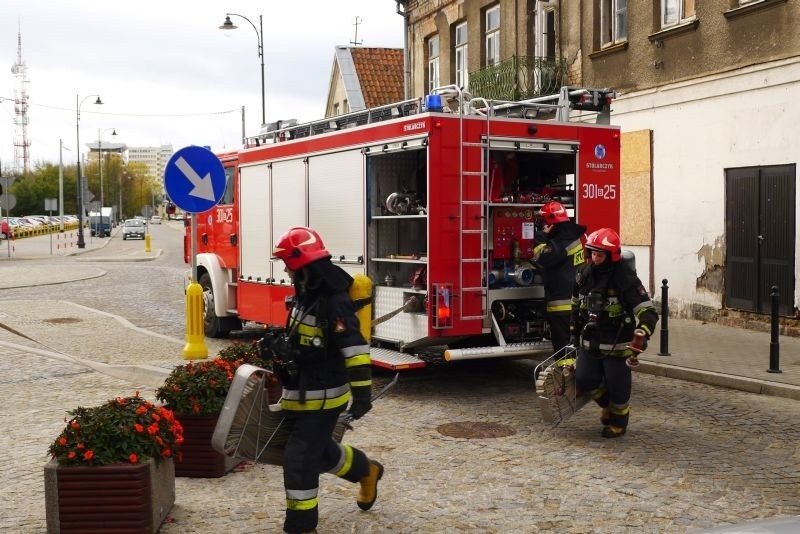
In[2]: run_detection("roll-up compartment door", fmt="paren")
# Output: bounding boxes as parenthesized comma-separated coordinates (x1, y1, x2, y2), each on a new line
(271, 159, 308, 284)
(239, 164, 270, 282)
(308, 150, 365, 277)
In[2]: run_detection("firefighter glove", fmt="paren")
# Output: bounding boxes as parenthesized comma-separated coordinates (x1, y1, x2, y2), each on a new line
(348, 388, 372, 420)
(568, 334, 579, 348)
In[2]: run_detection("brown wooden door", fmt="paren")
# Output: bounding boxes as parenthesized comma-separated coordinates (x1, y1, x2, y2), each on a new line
(725, 164, 795, 315)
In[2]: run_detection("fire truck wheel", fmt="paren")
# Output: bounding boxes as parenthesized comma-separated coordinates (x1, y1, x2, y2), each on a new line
(199, 272, 241, 338)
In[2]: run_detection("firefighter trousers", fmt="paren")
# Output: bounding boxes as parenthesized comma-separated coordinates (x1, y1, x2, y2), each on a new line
(546, 311, 571, 353)
(283, 411, 370, 533)
(575, 349, 632, 429)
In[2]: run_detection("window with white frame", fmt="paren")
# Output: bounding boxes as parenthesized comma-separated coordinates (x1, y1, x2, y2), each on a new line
(455, 22, 469, 89)
(485, 5, 500, 67)
(662, 0, 695, 27)
(428, 35, 440, 92)
(601, 0, 627, 47)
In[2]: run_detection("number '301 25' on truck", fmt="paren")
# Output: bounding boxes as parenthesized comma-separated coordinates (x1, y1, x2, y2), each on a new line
(185, 86, 621, 370)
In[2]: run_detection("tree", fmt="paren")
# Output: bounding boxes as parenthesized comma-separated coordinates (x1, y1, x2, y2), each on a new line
(8, 163, 79, 216)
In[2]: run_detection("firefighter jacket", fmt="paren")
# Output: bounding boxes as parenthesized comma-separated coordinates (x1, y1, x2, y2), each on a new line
(532, 221, 586, 314)
(280, 260, 372, 414)
(571, 261, 659, 357)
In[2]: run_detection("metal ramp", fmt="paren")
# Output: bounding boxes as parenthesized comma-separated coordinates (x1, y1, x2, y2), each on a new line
(370, 347, 425, 370)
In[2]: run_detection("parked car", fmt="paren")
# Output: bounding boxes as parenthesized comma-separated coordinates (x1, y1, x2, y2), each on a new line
(150, 216, 162, 225)
(122, 219, 146, 240)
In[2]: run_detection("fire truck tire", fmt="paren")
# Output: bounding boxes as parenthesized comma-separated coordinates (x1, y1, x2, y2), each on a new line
(199, 272, 241, 338)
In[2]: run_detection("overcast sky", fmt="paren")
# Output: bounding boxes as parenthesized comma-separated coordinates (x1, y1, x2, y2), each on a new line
(0, 0, 405, 170)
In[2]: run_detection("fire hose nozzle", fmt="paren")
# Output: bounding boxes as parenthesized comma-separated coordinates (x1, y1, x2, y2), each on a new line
(625, 329, 647, 368)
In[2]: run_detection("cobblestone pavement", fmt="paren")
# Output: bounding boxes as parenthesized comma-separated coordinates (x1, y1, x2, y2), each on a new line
(0, 225, 798, 533)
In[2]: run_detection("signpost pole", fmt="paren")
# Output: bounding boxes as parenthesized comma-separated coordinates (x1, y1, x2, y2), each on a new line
(191, 214, 198, 282)
(164, 146, 226, 361)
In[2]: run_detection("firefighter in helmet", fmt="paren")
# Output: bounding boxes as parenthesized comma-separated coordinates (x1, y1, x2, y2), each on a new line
(571, 228, 659, 438)
(532, 201, 587, 352)
(270, 226, 383, 534)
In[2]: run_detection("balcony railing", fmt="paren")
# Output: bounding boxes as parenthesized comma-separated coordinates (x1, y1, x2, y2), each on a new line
(469, 55, 568, 101)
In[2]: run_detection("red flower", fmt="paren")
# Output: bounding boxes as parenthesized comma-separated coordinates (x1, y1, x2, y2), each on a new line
(161, 447, 172, 457)
(192, 404, 200, 413)
(49, 396, 183, 467)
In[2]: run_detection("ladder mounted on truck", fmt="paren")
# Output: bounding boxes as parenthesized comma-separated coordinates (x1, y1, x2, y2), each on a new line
(465, 86, 616, 125)
(245, 86, 616, 148)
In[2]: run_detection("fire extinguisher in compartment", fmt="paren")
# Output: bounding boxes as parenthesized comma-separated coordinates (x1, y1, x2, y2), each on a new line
(433, 284, 453, 329)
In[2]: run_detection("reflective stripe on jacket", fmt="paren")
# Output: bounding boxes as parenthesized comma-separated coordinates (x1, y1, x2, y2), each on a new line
(281, 288, 371, 414)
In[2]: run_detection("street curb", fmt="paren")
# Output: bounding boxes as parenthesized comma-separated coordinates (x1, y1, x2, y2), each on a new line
(74, 248, 164, 262)
(636, 361, 800, 401)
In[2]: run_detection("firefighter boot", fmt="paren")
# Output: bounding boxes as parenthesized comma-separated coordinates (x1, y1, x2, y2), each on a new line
(600, 407, 610, 426)
(601, 425, 626, 438)
(357, 460, 384, 511)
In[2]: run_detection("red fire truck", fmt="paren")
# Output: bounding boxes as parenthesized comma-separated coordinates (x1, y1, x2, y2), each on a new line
(185, 86, 621, 370)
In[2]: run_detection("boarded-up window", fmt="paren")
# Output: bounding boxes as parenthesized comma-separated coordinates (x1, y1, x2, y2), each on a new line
(620, 130, 652, 246)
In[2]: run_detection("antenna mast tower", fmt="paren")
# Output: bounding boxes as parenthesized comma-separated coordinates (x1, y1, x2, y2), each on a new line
(11, 28, 31, 174)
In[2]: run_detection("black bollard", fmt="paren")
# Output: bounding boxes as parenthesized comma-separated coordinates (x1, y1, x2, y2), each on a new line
(767, 285, 782, 373)
(658, 278, 670, 356)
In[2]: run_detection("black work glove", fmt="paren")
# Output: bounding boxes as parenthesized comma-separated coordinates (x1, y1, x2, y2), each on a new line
(348, 388, 372, 420)
(568, 334, 579, 347)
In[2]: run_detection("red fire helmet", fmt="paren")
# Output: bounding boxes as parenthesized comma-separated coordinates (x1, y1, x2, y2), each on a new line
(585, 227, 622, 262)
(272, 226, 331, 271)
(539, 201, 570, 225)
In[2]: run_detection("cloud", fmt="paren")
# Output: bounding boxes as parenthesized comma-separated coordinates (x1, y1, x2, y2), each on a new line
(0, 0, 404, 169)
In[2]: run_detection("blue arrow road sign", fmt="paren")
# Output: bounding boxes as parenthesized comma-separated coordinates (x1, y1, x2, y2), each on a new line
(164, 146, 226, 214)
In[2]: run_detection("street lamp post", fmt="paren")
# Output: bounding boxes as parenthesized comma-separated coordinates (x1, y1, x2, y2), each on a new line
(219, 13, 266, 128)
(58, 139, 71, 232)
(76, 94, 102, 248)
(97, 127, 117, 233)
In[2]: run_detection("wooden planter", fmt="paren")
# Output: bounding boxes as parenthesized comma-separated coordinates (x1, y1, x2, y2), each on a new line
(44, 458, 174, 534)
(174, 413, 240, 478)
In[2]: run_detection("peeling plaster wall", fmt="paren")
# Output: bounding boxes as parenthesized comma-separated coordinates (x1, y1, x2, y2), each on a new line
(610, 58, 800, 317)
(695, 235, 725, 294)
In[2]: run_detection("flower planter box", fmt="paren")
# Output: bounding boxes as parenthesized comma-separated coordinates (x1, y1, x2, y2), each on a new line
(44, 457, 174, 534)
(174, 413, 240, 478)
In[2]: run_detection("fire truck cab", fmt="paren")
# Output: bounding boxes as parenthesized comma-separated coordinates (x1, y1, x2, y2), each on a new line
(187, 86, 621, 370)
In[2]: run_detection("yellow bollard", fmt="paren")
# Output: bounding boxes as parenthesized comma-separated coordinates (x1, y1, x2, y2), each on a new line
(145, 233, 151, 253)
(183, 281, 208, 359)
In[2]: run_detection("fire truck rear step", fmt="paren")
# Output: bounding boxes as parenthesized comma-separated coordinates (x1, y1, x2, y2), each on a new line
(370, 347, 426, 370)
(444, 340, 553, 361)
